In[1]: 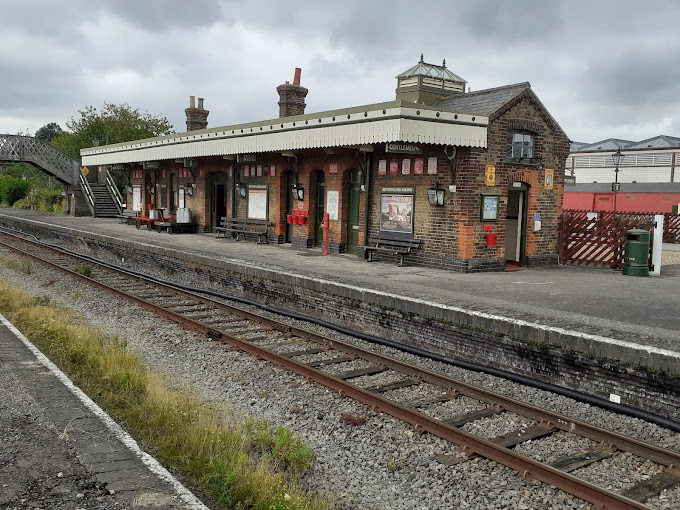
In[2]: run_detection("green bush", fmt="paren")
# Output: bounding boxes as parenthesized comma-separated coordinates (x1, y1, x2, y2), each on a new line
(12, 188, 64, 212)
(0, 175, 31, 205)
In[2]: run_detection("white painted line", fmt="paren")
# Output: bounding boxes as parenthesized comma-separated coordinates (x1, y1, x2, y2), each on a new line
(0, 313, 209, 510)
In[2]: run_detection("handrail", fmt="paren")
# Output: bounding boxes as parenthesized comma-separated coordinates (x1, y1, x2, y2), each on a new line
(0, 134, 78, 185)
(105, 169, 124, 214)
(79, 172, 95, 217)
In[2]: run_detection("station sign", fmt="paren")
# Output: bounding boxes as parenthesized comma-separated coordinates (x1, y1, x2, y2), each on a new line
(237, 154, 257, 163)
(385, 143, 422, 155)
(143, 161, 160, 169)
(564, 175, 576, 186)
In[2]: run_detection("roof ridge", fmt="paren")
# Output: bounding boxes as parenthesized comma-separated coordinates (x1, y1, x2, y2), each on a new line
(464, 81, 530, 96)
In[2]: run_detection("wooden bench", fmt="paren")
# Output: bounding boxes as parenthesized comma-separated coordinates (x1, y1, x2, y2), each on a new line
(215, 217, 272, 244)
(363, 235, 422, 267)
(117, 209, 139, 224)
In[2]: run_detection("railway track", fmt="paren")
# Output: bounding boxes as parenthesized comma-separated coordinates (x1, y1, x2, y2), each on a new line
(1, 230, 679, 510)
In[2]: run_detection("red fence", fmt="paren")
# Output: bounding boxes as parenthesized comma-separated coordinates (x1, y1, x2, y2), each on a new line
(560, 210, 660, 269)
(664, 215, 680, 244)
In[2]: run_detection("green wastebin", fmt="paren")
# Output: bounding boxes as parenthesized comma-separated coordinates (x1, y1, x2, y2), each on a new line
(622, 229, 650, 277)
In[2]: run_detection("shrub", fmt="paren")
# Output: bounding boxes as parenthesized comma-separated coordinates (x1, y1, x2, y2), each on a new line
(0, 175, 31, 205)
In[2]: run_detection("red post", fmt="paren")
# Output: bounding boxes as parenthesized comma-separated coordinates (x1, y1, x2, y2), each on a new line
(323, 212, 330, 255)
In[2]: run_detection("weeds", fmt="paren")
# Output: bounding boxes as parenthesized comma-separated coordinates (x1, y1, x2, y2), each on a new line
(339, 412, 366, 427)
(73, 265, 92, 277)
(0, 280, 325, 510)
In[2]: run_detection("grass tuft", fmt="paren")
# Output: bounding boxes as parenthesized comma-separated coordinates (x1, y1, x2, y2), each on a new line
(0, 279, 326, 510)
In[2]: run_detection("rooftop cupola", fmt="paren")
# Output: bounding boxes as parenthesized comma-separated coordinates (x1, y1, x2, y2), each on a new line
(395, 54, 467, 105)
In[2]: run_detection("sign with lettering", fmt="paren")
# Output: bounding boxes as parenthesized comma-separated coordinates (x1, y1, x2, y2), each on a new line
(326, 190, 339, 220)
(329, 163, 338, 174)
(544, 169, 554, 189)
(485, 165, 496, 186)
(389, 160, 398, 175)
(237, 154, 257, 163)
(414, 158, 424, 175)
(427, 157, 438, 174)
(401, 159, 411, 175)
(143, 161, 159, 169)
(564, 175, 576, 186)
(81, 166, 89, 176)
(378, 160, 387, 175)
(380, 194, 414, 234)
(386, 142, 422, 154)
(247, 187, 268, 219)
(256, 165, 262, 177)
(270, 164, 276, 177)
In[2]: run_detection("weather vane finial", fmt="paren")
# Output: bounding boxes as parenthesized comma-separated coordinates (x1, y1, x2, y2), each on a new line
(419, 53, 424, 63)
(442, 58, 446, 68)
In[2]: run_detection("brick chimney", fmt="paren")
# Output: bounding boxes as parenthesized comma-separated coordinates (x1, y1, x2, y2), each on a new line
(185, 95, 209, 131)
(277, 68, 308, 118)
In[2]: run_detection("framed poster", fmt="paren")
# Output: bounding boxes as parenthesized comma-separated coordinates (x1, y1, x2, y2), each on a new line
(329, 163, 338, 174)
(389, 159, 398, 175)
(178, 188, 185, 209)
(414, 158, 424, 175)
(132, 185, 142, 212)
(378, 159, 387, 175)
(326, 190, 339, 220)
(401, 159, 411, 174)
(544, 169, 554, 189)
(480, 194, 500, 221)
(380, 193, 414, 235)
(427, 157, 438, 174)
(247, 186, 268, 219)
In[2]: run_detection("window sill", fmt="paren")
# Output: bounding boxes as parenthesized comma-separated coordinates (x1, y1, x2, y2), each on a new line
(503, 157, 542, 167)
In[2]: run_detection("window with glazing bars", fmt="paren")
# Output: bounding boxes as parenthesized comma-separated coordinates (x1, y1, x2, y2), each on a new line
(506, 131, 534, 159)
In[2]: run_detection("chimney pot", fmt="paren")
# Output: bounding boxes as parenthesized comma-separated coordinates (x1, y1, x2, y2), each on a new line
(189, 95, 195, 108)
(198, 97, 204, 109)
(293, 67, 302, 86)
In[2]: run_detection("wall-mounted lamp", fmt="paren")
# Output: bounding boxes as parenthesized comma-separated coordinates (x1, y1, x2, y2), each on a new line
(291, 184, 304, 201)
(147, 185, 155, 195)
(185, 186, 194, 196)
(126, 185, 133, 194)
(427, 182, 445, 206)
(239, 186, 247, 198)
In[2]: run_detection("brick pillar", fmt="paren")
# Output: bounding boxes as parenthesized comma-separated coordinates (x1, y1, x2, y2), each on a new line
(277, 68, 308, 118)
(185, 96, 209, 131)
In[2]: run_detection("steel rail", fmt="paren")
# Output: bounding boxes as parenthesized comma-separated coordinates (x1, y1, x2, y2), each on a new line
(0, 234, 666, 509)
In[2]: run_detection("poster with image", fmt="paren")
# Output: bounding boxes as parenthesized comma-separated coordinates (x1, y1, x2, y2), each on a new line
(248, 188, 268, 219)
(380, 194, 413, 234)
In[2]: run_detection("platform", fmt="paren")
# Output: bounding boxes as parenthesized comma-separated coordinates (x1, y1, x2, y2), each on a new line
(0, 313, 207, 509)
(0, 208, 678, 377)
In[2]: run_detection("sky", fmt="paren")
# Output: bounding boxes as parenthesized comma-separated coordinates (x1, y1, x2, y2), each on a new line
(2, 0, 679, 145)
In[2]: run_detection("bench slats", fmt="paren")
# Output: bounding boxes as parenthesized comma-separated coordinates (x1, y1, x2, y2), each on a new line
(216, 217, 272, 244)
(363, 235, 422, 266)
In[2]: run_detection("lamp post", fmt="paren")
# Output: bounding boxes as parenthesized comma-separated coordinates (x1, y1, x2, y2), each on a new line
(611, 150, 624, 212)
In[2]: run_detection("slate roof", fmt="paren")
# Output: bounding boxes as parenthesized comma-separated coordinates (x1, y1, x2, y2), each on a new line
(572, 135, 680, 152)
(434, 82, 530, 116)
(625, 135, 680, 149)
(570, 141, 590, 152)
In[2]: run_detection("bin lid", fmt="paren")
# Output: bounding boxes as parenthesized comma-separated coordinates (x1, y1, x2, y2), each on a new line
(627, 229, 649, 234)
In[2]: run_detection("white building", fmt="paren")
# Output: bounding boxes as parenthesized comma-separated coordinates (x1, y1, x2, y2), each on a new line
(567, 135, 680, 183)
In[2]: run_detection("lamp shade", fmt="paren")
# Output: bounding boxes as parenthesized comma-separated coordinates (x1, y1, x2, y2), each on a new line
(612, 150, 624, 167)
(427, 183, 445, 206)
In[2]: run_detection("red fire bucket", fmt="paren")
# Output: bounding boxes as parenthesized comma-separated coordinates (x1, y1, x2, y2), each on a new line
(486, 233, 498, 247)
(287, 214, 294, 224)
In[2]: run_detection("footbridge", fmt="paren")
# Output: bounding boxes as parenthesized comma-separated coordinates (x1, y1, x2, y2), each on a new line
(0, 134, 79, 185)
(0, 134, 122, 217)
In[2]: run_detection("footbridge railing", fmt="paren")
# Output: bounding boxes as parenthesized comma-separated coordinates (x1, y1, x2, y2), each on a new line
(0, 134, 79, 185)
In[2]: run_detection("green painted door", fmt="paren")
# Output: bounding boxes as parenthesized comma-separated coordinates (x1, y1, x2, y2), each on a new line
(346, 169, 361, 254)
(210, 172, 228, 231)
(314, 170, 325, 247)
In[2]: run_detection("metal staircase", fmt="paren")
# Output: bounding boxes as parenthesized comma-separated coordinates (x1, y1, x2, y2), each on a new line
(90, 184, 120, 217)
(0, 134, 79, 184)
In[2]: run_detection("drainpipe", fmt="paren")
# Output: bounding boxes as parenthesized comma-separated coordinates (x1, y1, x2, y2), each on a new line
(231, 165, 237, 220)
(363, 154, 372, 253)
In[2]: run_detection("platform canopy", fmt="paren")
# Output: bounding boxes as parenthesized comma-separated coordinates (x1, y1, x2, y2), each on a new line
(81, 100, 488, 166)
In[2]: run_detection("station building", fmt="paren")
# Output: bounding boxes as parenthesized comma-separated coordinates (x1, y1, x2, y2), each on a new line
(81, 57, 569, 272)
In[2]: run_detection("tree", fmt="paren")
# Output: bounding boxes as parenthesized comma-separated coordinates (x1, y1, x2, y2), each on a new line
(35, 122, 64, 143)
(51, 103, 174, 161)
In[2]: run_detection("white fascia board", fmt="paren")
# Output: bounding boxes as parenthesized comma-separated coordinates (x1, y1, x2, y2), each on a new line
(81, 107, 488, 166)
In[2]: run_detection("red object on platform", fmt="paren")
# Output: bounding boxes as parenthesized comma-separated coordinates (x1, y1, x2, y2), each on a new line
(482, 224, 493, 232)
(486, 233, 498, 247)
(287, 214, 293, 224)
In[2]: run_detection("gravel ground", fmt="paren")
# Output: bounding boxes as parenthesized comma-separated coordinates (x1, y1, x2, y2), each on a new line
(2, 249, 680, 509)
